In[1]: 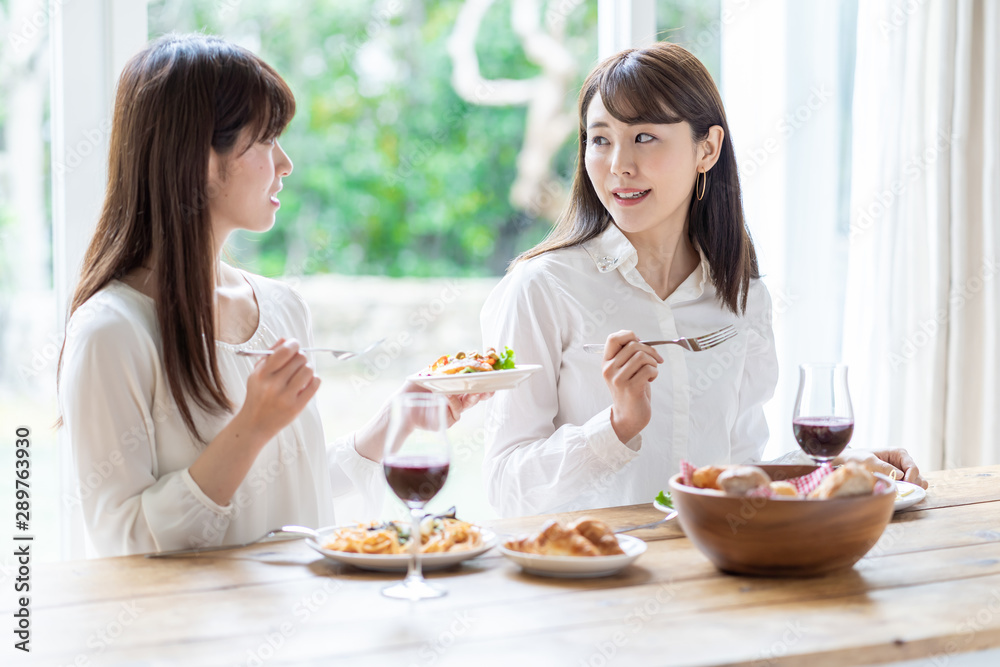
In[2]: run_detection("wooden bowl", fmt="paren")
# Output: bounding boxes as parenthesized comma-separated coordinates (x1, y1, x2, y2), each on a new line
(669, 465, 895, 577)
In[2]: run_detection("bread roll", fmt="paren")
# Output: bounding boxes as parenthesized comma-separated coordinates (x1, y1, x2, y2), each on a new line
(717, 466, 772, 496)
(808, 462, 877, 499)
(769, 481, 799, 498)
(569, 519, 625, 555)
(692, 465, 728, 490)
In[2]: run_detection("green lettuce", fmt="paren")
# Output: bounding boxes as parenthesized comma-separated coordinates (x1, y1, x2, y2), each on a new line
(655, 490, 673, 509)
(494, 346, 516, 370)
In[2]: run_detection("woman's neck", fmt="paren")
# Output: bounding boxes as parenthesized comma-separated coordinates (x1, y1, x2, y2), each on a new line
(621, 223, 700, 301)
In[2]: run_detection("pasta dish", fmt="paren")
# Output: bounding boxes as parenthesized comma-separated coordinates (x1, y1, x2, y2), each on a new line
(322, 517, 484, 555)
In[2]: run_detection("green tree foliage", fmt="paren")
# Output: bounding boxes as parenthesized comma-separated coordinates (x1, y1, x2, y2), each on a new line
(149, 0, 597, 277)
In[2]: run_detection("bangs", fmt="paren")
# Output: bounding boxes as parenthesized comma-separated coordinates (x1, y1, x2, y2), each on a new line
(596, 51, 683, 126)
(212, 41, 296, 152)
(243, 61, 296, 143)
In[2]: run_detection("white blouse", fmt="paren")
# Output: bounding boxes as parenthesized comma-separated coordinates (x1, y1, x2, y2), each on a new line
(480, 224, 778, 517)
(59, 272, 383, 557)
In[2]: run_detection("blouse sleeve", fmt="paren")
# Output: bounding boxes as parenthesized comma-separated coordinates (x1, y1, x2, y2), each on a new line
(480, 265, 640, 518)
(729, 282, 780, 465)
(59, 306, 234, 557)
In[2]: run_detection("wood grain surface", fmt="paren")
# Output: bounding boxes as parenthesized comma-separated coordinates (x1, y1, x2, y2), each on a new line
(14, 466, 1000, 667)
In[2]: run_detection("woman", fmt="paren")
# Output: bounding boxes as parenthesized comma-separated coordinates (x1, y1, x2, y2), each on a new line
(58, 34, 482, 557)
(480, 42, 925, 517)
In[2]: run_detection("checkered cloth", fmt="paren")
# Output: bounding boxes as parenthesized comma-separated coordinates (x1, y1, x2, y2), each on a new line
(786, 462, 834, 495)
(679, 460, 836, 497)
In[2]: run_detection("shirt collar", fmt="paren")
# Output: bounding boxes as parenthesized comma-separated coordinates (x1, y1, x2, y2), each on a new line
(582, 223, 637, 274)
(582, 224, 712, 302)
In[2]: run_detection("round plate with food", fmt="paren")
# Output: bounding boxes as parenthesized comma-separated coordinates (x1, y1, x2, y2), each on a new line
(894, 480, 927, 512)
(306, 520, 497, 573)
(407, 365, 542, 395)
(499, 535, 647, 578)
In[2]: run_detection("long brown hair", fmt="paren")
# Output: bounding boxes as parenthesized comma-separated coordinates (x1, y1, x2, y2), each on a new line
(58, 34, 295, 441)
(516, 42, 758, 314)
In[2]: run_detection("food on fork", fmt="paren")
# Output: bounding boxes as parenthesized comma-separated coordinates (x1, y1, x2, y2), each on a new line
(807, 462, 877, 499)
(504, 518, 625, 556)
(422, 346, 516, 375)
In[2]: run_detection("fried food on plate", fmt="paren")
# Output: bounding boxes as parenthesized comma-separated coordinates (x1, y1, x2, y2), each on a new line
(504, 518, 625, 557)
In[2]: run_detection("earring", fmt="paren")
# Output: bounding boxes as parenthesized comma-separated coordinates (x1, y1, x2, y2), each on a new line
(696, 170, 707, 201)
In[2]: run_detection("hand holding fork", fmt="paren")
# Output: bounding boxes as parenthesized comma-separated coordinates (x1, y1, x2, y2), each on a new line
(583, 326, 737, 355)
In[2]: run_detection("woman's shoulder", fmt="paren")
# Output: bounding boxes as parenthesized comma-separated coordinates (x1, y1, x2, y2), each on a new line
(502, 246, 594, 292)
(63, 282, 159, 364)
(744, 277, 774, 312)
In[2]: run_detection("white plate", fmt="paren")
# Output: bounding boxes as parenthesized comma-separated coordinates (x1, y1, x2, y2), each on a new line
(306, 526, 497, 572)
(498, 534, 647, 578)
(894, 481, 927, 511)
(653, 499, 677, 514)
(406, 365, 542, 395)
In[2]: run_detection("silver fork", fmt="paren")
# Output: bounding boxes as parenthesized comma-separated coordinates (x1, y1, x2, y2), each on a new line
(145, 525, 318, 558)
(582, 325, 738, 354)
(614, 510, 678, 534)
(236, 338, 385, 361)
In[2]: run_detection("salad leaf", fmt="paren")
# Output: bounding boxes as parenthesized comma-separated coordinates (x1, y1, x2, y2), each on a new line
(494, 346, 516, 370)
(655, 490, 673, 509)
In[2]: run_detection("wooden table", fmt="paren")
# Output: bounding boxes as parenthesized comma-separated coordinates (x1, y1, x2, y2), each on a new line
(14, 466, 1000, 666)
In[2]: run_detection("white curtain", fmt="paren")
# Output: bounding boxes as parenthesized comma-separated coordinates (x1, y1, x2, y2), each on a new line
(844, 0, 999, 470)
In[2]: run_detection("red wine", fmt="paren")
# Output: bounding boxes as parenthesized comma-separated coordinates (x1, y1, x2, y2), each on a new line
(793, 417, 854, 460)
(384, 456, 450, 504)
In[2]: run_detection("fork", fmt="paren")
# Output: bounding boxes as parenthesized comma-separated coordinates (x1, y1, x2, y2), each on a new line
(582, 325, 738, 354)
(145, 525, 318, 558)
(236, 338, 386, 361)
(614, 510, 678, 534)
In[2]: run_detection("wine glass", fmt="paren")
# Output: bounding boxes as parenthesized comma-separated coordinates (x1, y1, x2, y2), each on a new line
(792, 363, 854, 465)
(381, 393, 451, 600)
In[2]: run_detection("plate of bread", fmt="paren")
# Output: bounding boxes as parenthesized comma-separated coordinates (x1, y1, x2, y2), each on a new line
(499, 518, 647, 578)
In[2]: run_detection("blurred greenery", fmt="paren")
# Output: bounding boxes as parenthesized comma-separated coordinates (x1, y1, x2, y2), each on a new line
(148, 0, 718, 278)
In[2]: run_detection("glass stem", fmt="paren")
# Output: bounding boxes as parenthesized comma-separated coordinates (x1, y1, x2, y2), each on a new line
(406, 506, 424, 583)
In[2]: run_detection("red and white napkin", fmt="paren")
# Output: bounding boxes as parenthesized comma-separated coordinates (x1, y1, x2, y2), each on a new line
(680, 460, 836, 498)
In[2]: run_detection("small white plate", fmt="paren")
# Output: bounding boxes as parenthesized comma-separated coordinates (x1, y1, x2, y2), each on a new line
(498, 534, 647, 578)
(653, 499, 677, 514)
(306, 526, 497, 572)
(406, 365, 543, 395)
(894, 481, 927, 511)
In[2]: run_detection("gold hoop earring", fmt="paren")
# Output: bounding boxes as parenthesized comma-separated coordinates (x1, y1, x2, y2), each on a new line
(696, 170, 707, 201)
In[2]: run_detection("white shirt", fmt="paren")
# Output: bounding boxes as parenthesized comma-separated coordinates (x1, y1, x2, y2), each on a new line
(480, 224, 778, 517)
(59, 272, 383, 557)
